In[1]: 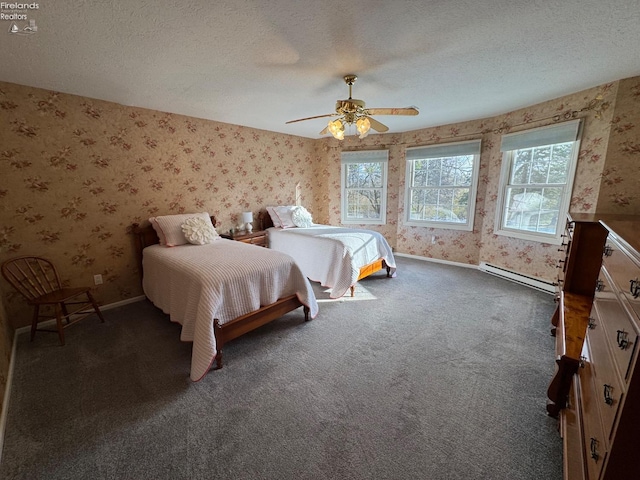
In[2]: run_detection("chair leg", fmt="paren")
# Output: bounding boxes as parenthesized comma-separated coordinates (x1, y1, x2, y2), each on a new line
(61, 303, 70, 324)
(31, 305, 40, 342)
(54, 303, 65, 346)
(86, 291, 105, 323)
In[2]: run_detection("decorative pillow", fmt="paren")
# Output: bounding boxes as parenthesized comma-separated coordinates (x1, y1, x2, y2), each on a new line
(182, 216, 219, 245)
(274, 205, 297, 229)
(150, 212, 212, 246)
(291, 206, 313, 227)
(266, 206, 283, 228)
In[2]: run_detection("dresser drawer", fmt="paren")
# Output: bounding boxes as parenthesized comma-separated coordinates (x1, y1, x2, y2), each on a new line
(583, 306, 624, 442)
(578, 342, 609, 480)
(602, 237, 640, 320)
(594, 269, 638, 381)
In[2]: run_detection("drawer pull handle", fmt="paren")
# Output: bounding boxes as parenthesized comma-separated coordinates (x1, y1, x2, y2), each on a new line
(603, 245, 613, 257)
(588, 317, 596, 330)
(595, 279, 604, 292)
(617, 330, 630, 350)
(631, 278, 640, 299)
(590, 437, 599, 461)
(604, 384, 614, 405)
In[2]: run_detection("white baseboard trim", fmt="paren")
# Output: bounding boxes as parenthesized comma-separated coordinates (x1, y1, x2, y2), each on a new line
(0, 329, 18, 466)
(395, 253, 555, 295)
(14, 295, 147, 335)
(478, 261, 555, 294)
(394, 252, 478, 269)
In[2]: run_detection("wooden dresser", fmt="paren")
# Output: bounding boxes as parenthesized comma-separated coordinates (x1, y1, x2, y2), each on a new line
(547, 214, 608, 417)
(551, 215, 640, 479)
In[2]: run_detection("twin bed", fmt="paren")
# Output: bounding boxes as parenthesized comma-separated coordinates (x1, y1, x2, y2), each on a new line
(131, 215, 318, 381)
(132, 208, 396, 381)
(259, 209, 396, 298)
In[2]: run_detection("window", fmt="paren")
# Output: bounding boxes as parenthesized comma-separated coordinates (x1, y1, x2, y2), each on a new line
(341, 150, 388, 224)
(495, 119, 582, 244)
(404, 140, 481, 231)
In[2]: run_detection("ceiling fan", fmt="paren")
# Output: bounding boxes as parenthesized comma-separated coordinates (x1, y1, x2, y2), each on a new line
(286, 74, 419, 140)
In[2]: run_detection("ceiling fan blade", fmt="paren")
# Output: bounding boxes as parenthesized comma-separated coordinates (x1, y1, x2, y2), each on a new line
(366, 107, 419, 116)
(367, 117, 389, 133)
(319, 126, 329, 135)
(286, 113, 338, 124)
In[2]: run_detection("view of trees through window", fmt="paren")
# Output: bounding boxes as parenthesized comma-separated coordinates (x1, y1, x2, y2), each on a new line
(503, 142, 571, 235)
(408, 155, 473, 223)
(344, 162, 383, 220)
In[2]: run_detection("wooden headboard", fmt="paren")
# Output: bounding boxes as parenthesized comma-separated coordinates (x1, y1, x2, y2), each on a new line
(257, 210, 274, 230)
(130, 216, 218, 276)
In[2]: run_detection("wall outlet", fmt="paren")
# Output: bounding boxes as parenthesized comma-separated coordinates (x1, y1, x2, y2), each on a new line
(431, 235, 436, 244)
(93, 274, 103, 285)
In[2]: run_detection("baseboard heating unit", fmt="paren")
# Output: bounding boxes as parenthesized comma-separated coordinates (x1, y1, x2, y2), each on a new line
(478, 262, 555, 294)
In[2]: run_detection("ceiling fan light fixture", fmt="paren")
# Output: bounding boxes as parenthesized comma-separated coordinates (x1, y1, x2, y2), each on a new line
(328, 118, 345, 140)
(356, 117, 371, 139)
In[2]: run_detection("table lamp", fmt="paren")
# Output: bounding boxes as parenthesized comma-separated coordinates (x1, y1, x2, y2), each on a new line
(242, 212, 253, 233)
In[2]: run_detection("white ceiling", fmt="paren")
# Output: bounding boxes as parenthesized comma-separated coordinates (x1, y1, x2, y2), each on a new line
(2, 0, 640, 139)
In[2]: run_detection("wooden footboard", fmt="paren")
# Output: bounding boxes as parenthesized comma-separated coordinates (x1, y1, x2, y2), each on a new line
(213, 294, 309, 369)
(349, 259, 393, 296)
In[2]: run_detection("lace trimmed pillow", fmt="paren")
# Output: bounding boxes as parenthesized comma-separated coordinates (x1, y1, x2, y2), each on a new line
(181, 216, 220, 245)
(291, 206, 313, 227)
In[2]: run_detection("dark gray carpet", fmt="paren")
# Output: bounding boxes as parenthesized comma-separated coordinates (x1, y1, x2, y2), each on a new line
(0, 256, 562, 480)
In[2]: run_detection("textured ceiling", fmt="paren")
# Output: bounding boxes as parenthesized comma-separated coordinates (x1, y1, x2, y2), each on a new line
(2, 0, 640, 138)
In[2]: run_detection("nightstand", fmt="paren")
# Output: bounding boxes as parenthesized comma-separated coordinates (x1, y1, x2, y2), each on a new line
(221, 230, 268, 247)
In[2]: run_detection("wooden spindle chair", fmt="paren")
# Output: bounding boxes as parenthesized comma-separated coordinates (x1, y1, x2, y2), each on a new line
(1, 256, 105, 345)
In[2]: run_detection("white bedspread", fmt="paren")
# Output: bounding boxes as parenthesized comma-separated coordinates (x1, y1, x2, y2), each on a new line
(268, 225, 396, 298)
(142, 240, 318, 381)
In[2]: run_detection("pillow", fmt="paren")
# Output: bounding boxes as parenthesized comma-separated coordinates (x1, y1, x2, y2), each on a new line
(266, 206, 283, 228)
(274, 206, 297, 229)
(182, 216, 219, 245)
(291, 206, 313, 227)
(149, 212, 212, 246)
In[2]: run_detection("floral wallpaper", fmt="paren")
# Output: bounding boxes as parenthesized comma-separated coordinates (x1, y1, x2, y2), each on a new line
(598, 76, 640, 213)
(322, 77, 638, 280)
(0, 80, 322, 327)
(1, 76, 639, 416)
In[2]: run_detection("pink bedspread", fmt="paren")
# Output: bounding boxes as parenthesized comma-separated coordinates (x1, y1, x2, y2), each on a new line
(142, 240, 318, 381)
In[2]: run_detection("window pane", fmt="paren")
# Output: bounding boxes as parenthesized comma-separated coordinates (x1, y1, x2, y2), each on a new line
(511, 149, 532, 184)
(547, 142, 571, 183)
(425, 159, 440, 186)
(504, 187, 561, 234)
(454, 156, 473, 186)
(346, 162, 382, 188)
(346, 189, 381, 220)
(413, 160, 428, 187)
(530, 148, 550, 184)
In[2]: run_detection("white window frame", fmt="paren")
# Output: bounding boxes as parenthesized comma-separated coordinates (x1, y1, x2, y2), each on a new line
(341, 150, 388, 225)
(404, 139, 481, 231)
(494, 119, 582, 245)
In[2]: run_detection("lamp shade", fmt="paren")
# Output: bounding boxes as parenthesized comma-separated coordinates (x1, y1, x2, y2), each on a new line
(328, 119, 345, 140)
(242, 212, 253, 223)
(356, 117, 371, 139)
